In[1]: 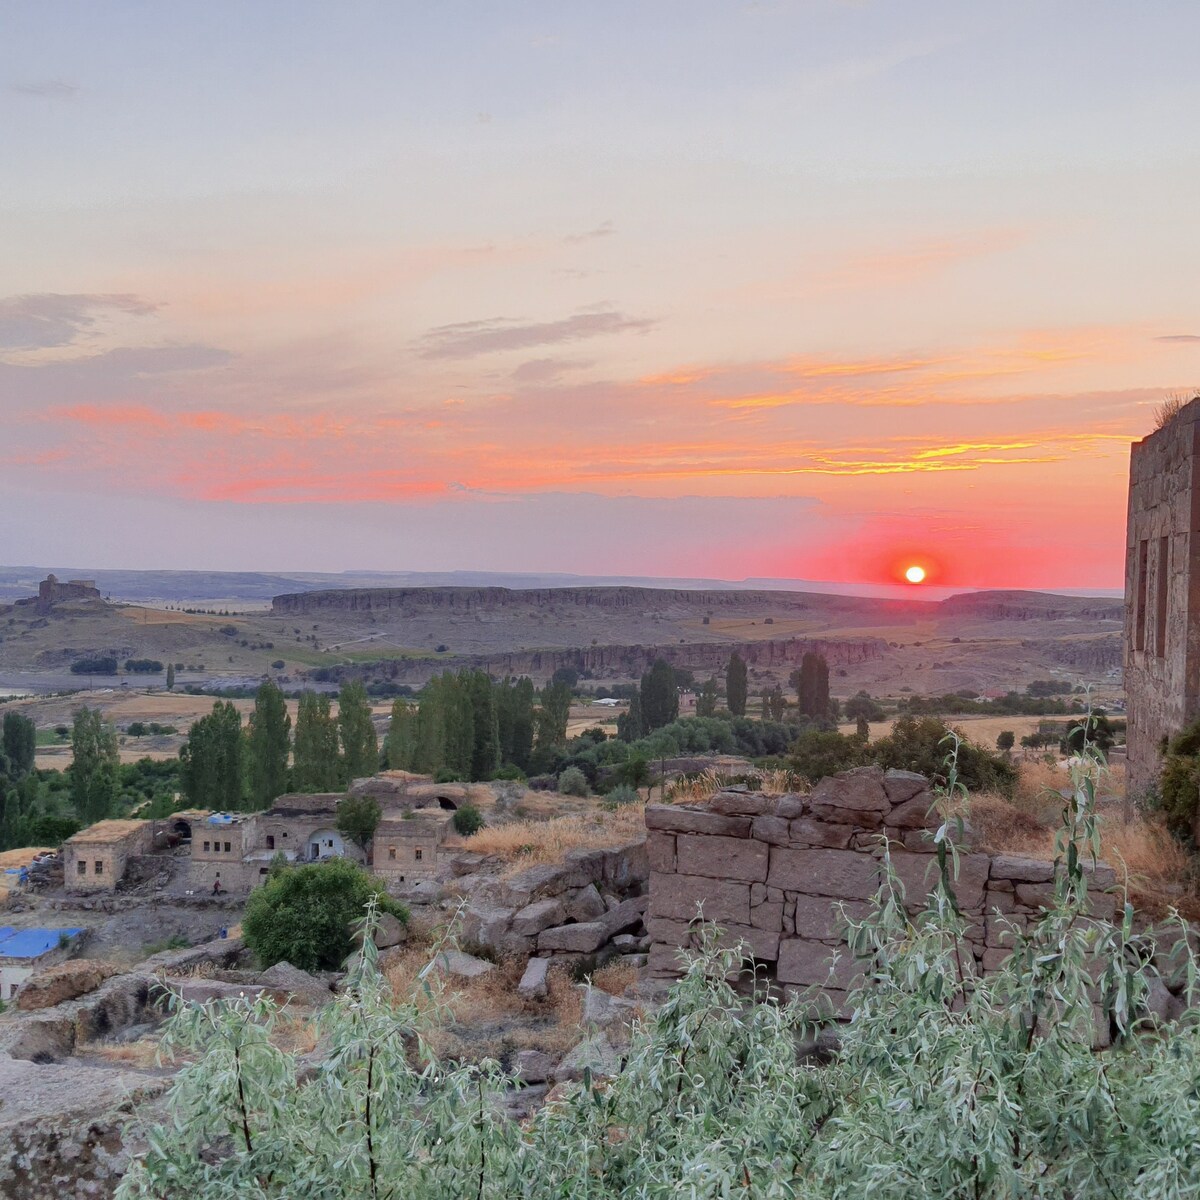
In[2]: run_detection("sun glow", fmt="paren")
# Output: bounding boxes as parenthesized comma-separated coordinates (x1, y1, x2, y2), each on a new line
(904, 564, 926, 584)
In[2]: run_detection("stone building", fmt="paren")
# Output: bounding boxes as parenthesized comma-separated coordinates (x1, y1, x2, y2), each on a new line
(0, 927, 83, 1001)
(372, 812, 453, 887)
(34, 574, 101, 610)
(1124, 397, 1200, 798)
(64, 821, 153, 893)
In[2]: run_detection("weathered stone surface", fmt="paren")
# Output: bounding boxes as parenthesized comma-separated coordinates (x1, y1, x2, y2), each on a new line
(581, 986, 639, 1026)
(886, 792, 936, 829)
(767, 848, 879, 899)
(774, 794, 807, 819)
(555, 1033, 621, 1081)
(514, 1048, 555, 1082)
(648, 872, 750, 924)
(647, 942, 687, 977)
(710, 791, 776, 816)
(645, 805, 751, 837)
(751, 815, 792, 845)
(1014, 882, 1056, 909)
(538, 921, 609, 953)
(517, 956, 551, 999)
(791, 894, 872, 940)
(788, 818, 856, 849)
(259, 960, 331, 1006)
(568, 884, 608, 923)
(883, 769, 929, 804)
(512, 897, 568, 937)
(900, 829, 938, 853)
(776, 938, 863, 989)
(15, 960, 120, 1011)
(434, 949, 496, 979)
(750, 901, 784, 931)
(646, 831, 676, 874)
(890, 850, 989, 911)
(601, 894, 649, 936)
(646, 918, 779, 961)
(991, 854, 1054, 883)
(373, 911, 408, 949)
(676, 833, 768, 882)
(460, 904, 517, 949)
(808, 767, 889, 817)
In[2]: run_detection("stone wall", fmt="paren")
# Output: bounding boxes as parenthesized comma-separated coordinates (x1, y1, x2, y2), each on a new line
(1124, 397, 1200, 799)
(645, 767, 1116, 1012)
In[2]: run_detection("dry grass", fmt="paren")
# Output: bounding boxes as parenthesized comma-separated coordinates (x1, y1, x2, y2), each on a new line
(590, 959, 638, 997)
(87, 1038, 164, 1069)
(454, 805, 646, 874)
(666, 766, 801, 805)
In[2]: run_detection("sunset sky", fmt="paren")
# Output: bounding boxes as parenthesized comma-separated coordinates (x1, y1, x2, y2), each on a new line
(3, 2, 1199, 590)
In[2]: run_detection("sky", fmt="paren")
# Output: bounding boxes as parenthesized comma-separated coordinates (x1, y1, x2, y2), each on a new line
(2, 1, 1199, 591)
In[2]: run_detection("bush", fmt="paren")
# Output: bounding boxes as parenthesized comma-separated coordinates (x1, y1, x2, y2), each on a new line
(493, 763, 526, 781)
(1158, 715, 1200, 841)
(271, 659, 286, 669)
(452, 804, 484, 837)
(243, 858, 407, 973)
(124, 658, 164, 673)
(526, 774, 557, 791)
(557, 766, 589, 796)
(603, 783, 639, 806)
(433, 767, 463, 784)
(70, 656, 117, 675)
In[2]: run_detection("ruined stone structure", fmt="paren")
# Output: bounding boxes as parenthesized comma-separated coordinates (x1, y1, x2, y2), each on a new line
(373, 812, 453, 886)
(645, 767, 1116, 1011)
(63, 820, 153, 894)
(1124, 398, 1200, 798)
(34, 573, 100, 610)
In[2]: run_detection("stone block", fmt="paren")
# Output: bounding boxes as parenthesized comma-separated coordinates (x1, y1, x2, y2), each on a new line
(991, 855, 1054, 883)
(883, 769, 929, 804)
(750, 901, 784, 931)
(433, 950, 496, 980)
(647, 872, 750, 924)
(751, 815, 792, 845)
(1014, 882, 1056, 909)
(710, 791, 776, 816)
(647, 942, 687, 977)
(676, 833, 769, 882)
(768, 847, 879, 899)
(645, 806, 752, 837)
(517, 956, 551, 999)
(808, 767, 889, 823)
(791, 894, 872, 940)
(774, 794, 807, 819)
(514, 1048, 555, 1082)
(981, 947, 1011, 972)
(777, 938, 864, 989)
(899, 829, 938, 853)
(983, 888, 1017, 915)
(511, 898, 568, 938)
(646, 831, 676, 874)
(887, 792, 937, 829)
(889, 851, 988, 911)
(647, 917, 779, 961)
(538, 921, 610, 953)
(567, 884, 608, 923)
(601, 895, 649, 937)
(788, 819, 856, 849)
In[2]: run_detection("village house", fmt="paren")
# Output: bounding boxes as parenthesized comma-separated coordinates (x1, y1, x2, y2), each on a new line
(372, 810, 453, 888)
(0, 927, 82, 1001)
(64, 820, 154, 894)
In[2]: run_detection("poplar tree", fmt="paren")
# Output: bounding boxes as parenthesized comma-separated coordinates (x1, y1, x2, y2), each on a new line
(70, 706, 120, 823)
(726, 653, 748, 717)
(466, 670, 500, 781)
(796, 652, 831, 722)
(1, 712, 36, 779)
(617, 694, 645, 742)
(496, 677, 535, 771)
(384, 699, 417, 770)
(696, 677, 719, 719)
(639, 658, 679, 732)
(338, 682, 379, 784)
(180, 701, 245, 811)
(165, 662, 176, 691)
(293, 692, 340, 792)
(247, 680, 291, 810)
(535, 680, 572, 749)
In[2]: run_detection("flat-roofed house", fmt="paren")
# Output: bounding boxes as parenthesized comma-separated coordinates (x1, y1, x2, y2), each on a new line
(371, 811, 453, 888)
(64, 820, 153, 893)
(0, 926, 82, 1001)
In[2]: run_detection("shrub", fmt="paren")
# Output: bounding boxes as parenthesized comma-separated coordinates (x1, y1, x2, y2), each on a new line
(124, 658, 164, 673)
(452, 804, 484, 837)
(271, 659, 286, 669)
(557, 766, 589, 797)
(433, 767, 463, 784)
(70, 656, 117, 675)
(1158, 715, 1200, 841)
(242, 858, 407, 972)
(603, 783, 639, 806)
(526, 774, 557, 791)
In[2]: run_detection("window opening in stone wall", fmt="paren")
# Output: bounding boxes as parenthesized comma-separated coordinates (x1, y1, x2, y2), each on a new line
(388, 846, 396, 860)
(1135, 538, 1149, 651)
(1156, 535, 1170, 657)
(95, 860, 103, 874)
(415, 848, 423, 861)
(76, 860, 86, 875)
(266, 835, 275, 849)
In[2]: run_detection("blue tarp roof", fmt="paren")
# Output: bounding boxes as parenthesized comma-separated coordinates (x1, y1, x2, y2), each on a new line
(0, 927, 82, 959)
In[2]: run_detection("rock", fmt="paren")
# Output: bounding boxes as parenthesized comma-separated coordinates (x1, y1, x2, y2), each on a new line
(645, 806, 753, 838)
(164, 977, 267, 1005)
(538, 921, 609, 953)
(259, 960, 331, 1006)
(600, 894, 649, 937)
(991, 855, 1055, 883)
(372, 912, 408, 949)
(776, 938, 864, 990)
(611, 933, 639, 949)
(517, 956, 551, 999)
(886, 793, 937, 830)
(511, 897, 567, 937)
(433, 949, 496, 980)
(581, 985, 639, 1027)
(648, 873, 750, 924)
(555, 1032, 621, 1082)
(709, 791, 776, 816)
(15, 960, 121, 1011)
(567, 884, 608, 922)
(883, 770, 929, 804)
(676, 833, 768, 882)
(514, 1048, 556, 1083)
(808, 767, 890, 822)
(1144, 976, 1185, 1026)
(775, 794, 808, 819)
(767, 848, 879, 899)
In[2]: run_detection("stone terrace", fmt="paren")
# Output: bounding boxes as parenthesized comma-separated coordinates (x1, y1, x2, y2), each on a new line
(645, 766, 1116, 1011)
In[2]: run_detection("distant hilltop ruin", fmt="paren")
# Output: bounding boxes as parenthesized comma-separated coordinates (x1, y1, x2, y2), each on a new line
(14, 574, 102, 613)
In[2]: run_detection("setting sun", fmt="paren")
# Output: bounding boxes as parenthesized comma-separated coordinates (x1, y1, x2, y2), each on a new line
(904, 565, 927, 584)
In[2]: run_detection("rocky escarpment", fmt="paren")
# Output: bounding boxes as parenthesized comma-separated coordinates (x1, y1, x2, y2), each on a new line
(938, 590, 1124, 623)
(318, 635, 886, 686)
(1020, 634, 1123, 672)
(272, 585, 929, 619)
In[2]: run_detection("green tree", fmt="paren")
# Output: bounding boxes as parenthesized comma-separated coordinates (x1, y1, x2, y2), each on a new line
(1157, 716, 1200, 840)
(384, 699, 417, 770)
(452, 803, 484, 836)
(496, 676, 535, 771)
(725, 653, 748, 717)
(639, 658, 679, 732)
(795, 652, 830, 721)
(338, 682, 379, 784)
(558, 765, 589, 796)
(335, 793, 382, 851)
(466, 669, 500, 780)
(242, 858, 406, 972)
(790, 728, 866, 783)
(535, 680, 572, 750)
(617, 694, 645, 742)
(696, 676, 719, 719)
(180, 701, 245, 811)
(165, 662, 175, 691)
(997, 730, 1016, 753)
(1, 712, 36, 779)
(620, 752, 652, 798)
(70, 707, 120, 822)
(293, 692, 340, 792)
(246, 680, 291, 810)
(844, 690, 885, 724)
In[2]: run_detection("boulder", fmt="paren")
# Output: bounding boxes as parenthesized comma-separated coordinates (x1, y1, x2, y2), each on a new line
(514, 1049, 556, 1083)
(567, 884, 607, 923)
(15, 960, 121, 1011)
(538, 921, 609, 953)
(511, 897, 567, 937)
(580, 985, 639, 1027)
(600, 894, 649, 937)
(259, 960, 331, 1006)
(883, 770, 929, 804)
(372, 912, 408, 950)
(555, 1032, 621, 1082)
(433, 949, 496, 980)
(517, 956, 551, 999)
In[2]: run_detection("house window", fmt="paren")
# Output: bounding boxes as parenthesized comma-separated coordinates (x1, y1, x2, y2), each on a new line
(414, 848, 423, 862)
(224, 842, 232, 853)
(77, 860, 86, 876)
(326, 839, 333, 848)
(203, 841, 210, 852)
(94, 860, 103, 875)
(388, 847, 396, 860)
(259, 867, 268, 875)
(266, 835, 275, 850)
